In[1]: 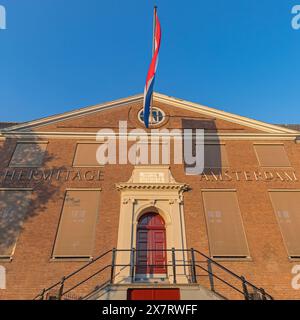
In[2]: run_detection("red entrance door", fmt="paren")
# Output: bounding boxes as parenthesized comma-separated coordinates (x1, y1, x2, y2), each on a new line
(136, 213, 167, 275)
(128, 289, 180, 300)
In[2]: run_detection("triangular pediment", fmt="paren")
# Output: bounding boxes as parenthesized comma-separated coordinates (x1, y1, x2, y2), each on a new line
(0, 92, 298, 135)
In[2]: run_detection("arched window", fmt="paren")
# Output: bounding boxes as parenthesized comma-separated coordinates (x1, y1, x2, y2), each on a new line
(138, 108, 165, 125)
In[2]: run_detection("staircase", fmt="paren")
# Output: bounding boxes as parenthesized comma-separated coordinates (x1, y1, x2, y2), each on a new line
(34, 248, 273, 300)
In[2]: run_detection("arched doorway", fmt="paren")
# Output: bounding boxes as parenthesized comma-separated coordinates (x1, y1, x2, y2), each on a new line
(136, 213, 167, 276)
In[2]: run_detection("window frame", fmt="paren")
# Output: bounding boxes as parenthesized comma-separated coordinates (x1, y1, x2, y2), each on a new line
(138, 107, 166, 126)
(51, 188, 101, 260)
(269, 189, 300, 260)
(72, 142, 105, 168)
(201, 189, 251, 260)
(0, 188, 33, 261)
(253, 143, 291, 168)
(9, 141, 48, 168)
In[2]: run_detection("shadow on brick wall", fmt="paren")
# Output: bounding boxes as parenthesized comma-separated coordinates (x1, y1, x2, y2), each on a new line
(0, 133, 66, 258)
(181, 118, 222, 175)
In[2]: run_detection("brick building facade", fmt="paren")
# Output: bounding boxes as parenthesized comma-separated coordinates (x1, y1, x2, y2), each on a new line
(0, 93, 300, 300)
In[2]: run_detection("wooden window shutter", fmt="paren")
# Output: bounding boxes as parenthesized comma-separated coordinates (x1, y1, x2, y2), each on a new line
(269, 191, 300, 257)
(73, 144, 102, 167)
(10, 143, 47, 167)
(254, 144, 290, 167)
(204, 144, 229, 169)
(202, 190, 249, 258)
(53, 190, 100, 258)
(0, 190, 32, 258)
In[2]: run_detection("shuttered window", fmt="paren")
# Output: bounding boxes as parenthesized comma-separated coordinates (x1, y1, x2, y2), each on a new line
(53, 190, 100, 258)
(202, 190, 250, 258)
(204, 144, 229, 168)
(254, 144, 291, 167)
(73, 143, 103, 167)
(0, 190, 32, 258)
(269, 191, 300, 258)
(9, 142, 47, 167)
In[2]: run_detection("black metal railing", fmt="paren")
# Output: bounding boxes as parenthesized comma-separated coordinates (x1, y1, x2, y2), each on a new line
(34, 248, 273, 300)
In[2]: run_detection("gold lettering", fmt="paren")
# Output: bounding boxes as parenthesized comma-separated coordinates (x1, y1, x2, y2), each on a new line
(32, 170, 43, 181)
(43, 170, 53, 181)
(96, 170, 104, 181)
(28, 169, 34, 180)
(232, 171, 241, 181)
(84, 171, 94, 181)
(17, 170, 26, 181)
(56, 170, 62, 180)
(244, 171, 252, 181)
(72, 170, 82, 181)
(284, 172, 294, 181)
(200, 173, 210, 181)
(275, 172, 284, 182)
(254, 171, 263, 181)
(223, 170, 232, 181)
(65, 171, 72, 181)
(264, 171, 274, 181)
(4, 169, 16, 181)
(211, 172, 220, 181)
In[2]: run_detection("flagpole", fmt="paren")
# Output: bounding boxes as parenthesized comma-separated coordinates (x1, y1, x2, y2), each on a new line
(150, 6, 157, 126)
(152, 6, 157, 55)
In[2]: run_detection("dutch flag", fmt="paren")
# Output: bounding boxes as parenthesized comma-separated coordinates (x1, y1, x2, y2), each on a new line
(143, 8, 162, 128)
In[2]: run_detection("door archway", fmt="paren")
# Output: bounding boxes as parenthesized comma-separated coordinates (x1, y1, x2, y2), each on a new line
(136, 212, 167, 275)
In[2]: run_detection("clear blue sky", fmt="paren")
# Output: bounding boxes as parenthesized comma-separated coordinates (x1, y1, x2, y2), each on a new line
(0, 0, 299, 124)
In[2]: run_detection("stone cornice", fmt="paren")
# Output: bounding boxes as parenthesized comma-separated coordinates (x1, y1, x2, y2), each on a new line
(116, 183, 189, 192)
(0, 131, 298, 141)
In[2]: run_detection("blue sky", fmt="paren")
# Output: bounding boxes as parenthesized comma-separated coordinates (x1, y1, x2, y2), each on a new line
(0, 0, 299, 124)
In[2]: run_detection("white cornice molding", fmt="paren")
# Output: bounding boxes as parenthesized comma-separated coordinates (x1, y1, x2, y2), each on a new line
(154, 93, 299, 134)
(1, 93, 144, 132)
(1, 131, 298, 141)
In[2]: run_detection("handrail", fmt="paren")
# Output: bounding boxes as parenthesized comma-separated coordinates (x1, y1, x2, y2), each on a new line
(192, 249, 272, 298)
(62, 265, 112, 296)
(33, 249, 112, 300)
(195, 263, 245, 296)
(34, 248, 273, 300)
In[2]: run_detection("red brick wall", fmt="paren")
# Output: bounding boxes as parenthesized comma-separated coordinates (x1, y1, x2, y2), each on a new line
(0, 101, 299, 300)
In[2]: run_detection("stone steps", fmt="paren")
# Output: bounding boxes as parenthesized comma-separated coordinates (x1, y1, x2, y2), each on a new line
(85, 283, 225, 300)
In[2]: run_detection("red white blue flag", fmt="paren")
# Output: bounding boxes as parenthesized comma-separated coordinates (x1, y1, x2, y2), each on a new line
(143, 9, 161, 128)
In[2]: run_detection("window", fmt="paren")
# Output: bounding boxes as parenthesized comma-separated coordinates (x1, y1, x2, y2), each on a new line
(138, 107, 165, 125)
(73, 143, 103, 167)
(254, 144, 291, 167)
(269, 191, 300, 258)
(9, 142, 47, 167)
(0, 189, 32, 259)
(202, 190, 250, 258)
(204, 144, 229, 169)
(53, 190, 100, 258)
